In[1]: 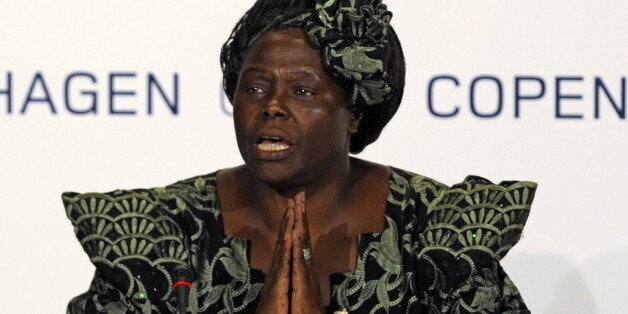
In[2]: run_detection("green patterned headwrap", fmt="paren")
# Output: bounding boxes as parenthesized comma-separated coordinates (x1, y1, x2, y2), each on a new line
(222, 0, 394, 110)
(221, 0, 404, 153)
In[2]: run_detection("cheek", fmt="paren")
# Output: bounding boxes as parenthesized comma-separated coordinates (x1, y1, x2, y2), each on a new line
(232, 108, 255, 147)
(302, 108, 351, 147)
(233, 105, 255, 129)
(232, 112, 244, 138)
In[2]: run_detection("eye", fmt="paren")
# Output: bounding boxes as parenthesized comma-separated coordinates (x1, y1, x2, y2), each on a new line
(294, 88, 314, 96)
(246, 85, 265, 94)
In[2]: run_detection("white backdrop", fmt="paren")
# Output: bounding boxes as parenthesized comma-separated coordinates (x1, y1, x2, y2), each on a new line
(1, 1, 626, 313)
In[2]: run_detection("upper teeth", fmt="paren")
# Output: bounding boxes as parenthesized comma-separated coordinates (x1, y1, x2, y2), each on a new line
(262, 137, 281, 141)
(258, 143, 290, 151)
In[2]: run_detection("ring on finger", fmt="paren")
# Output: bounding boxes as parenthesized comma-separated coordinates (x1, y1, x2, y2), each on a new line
(303, 248, 312, 260)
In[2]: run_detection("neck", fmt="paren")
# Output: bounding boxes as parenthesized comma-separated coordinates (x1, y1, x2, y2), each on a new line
(245, 157, 357, 230)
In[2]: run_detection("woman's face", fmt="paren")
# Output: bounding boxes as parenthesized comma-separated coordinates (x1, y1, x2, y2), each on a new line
(233, 28, 357, 187)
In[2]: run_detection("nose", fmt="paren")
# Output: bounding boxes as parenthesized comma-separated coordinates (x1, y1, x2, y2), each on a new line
(262, 88, 290, 119)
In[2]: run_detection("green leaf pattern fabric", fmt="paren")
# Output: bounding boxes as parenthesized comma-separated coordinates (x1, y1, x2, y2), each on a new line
(236, 0, 394, 110)
(64, 168, 536, 313)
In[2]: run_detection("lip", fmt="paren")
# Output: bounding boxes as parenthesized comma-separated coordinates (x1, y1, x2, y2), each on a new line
(251, 128, 296, 161)
(255, 143, 296, 160)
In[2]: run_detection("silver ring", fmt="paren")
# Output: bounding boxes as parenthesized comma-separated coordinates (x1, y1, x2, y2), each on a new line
(303, 248, 312, 260)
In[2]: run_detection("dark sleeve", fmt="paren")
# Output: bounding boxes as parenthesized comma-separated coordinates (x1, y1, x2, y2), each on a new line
(62, 188, 189, 313)
(67, 271, 161, 314)
(415, 176, 537, 313)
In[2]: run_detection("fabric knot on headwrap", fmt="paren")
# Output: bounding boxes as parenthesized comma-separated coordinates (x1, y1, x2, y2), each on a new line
(272, 0, 394, 110)
(304, 0, 393, 110)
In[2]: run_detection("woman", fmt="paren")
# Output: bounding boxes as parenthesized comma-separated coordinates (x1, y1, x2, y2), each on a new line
(64, 0, 536, 313)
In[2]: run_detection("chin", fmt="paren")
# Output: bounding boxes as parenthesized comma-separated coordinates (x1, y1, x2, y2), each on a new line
(245, 161, 302, 188)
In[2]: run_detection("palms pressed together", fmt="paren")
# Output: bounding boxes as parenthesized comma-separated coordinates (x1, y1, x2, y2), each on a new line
(256, 192, 325, 314)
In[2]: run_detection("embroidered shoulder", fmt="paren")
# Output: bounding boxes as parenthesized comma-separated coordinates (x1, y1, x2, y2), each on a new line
(155, 173, 220, 221)
(61, 172, 219, 302)
(422, 175, 537, 260)
(415, 175, 536, 312)
(388, 167, 448, 210)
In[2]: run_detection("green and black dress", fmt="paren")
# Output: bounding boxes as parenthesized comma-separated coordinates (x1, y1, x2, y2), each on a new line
(63, 167, 536, 313)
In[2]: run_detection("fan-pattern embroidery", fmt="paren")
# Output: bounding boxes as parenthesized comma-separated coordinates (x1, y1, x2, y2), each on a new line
(64, 168, 536, 313)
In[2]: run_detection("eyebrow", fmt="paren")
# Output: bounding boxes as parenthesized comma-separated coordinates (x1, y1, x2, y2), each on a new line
(240, 67, 265, 76)
(293, 69, 321, 80)
(240, 67, 322, 80)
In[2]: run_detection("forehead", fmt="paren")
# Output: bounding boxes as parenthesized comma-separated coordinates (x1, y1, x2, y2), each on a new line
(241, 28, 323, 71)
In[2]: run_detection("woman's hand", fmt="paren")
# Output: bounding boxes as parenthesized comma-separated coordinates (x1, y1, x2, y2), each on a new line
(256, 201, 294, 314)
(290, 192, 325, 313)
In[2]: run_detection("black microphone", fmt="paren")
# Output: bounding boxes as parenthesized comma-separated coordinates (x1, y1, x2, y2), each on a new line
(172, 264, 194, 313)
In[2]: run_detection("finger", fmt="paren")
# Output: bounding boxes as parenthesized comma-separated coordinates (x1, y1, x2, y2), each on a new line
(291, 229, 309, 283)
(276, 200, 293, 246)
(276, 201, 294, 276)
(291, 229, 323, 309)
(276, 226, 293, 278)
(294, 192, 313, 250)
(269, 229, 292, 300)
(284, 199, 295, 235)
(293, 193, 318, 285)
(270, 201, 294, 278)
(271, 202, 292, 266)
(293, 192, 306, 240)
(267, 207, 293, 296)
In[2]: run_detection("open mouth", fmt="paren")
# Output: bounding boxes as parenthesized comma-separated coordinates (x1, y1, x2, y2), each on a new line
(256, 136, 291, 152)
